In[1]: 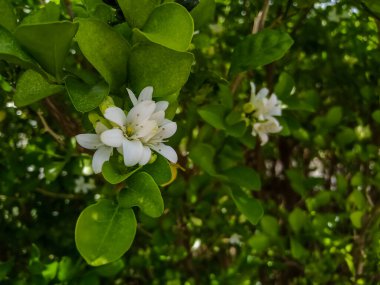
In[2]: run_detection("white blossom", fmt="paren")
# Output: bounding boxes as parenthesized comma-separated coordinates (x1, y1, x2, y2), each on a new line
(76, 122, 113, 174)
(100, 86, 177, 167)
(74, 176, 96, 194)
(252, 117, 283, 146)
(250, 82, 282, 121)
(229, 233, 242, 246)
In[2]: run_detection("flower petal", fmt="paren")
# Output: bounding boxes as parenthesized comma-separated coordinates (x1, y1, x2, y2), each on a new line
(76, 134, 102, 149)
(127, 88, 138, 106)
(100, 128, 124, 147)
(155, 101, 169, 112)
(256, 88, 269, 100)
(95, 122, 108, 134)
(138, 86, 153, 102)
(150, 110, 165, 124)
(151, 143, 178, 163)
(159, 121, 177, 139)
(126, 101, 156, 124)
(133, 119, 158, 140)
(104, 107, 127, 127)
(139, 146, 152, 166)
(122, 139, 144, 167)
(92, 146, 113, 174)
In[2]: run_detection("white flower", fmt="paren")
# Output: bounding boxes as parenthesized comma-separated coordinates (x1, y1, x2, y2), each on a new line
(252, 117, 283, 146)
(74, 176, 96, 194)
(100, 86, 178, 167)
(229, 233, 242, 246)
(250, 82, 282, 121)
(76, 122, 113, 174)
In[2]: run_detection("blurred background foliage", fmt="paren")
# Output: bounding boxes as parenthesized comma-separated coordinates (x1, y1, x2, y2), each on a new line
(1, 0, 380, 284)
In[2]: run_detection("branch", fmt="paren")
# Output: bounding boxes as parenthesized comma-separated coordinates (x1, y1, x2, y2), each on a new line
(37, 110, 65, 145)
(36, 188, 83, 200)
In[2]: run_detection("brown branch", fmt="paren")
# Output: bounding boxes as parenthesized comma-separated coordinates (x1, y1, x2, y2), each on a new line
(37, 110, 65, 145)
(36, 188, 83, 200)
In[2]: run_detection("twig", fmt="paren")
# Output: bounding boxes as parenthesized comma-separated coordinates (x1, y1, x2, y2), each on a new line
(36, 188, 83, 200)
(37, 110, 65, 145)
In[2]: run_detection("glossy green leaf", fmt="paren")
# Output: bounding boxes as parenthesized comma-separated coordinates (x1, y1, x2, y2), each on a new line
(230, 29, 294, 75)
(350, 211, 363, 229)
(189, 143, 217, 175)
(21, 2, 60, 25)
(0, 26, 36, 68)
(325, 106, 342, 127)
(230, 187, 263, 225)
(128, 43, 193, 97)
(14, 21, 78, 78)
(44, 161, 66, 182)
(102, 161, 140, 185)
(290, 238, 308, 260)
(95, 259, 124, 277)
(190, 0, 216, 29)
(75, 18, 130, 90)
(119, 172, 164, 218)
(274, 72, 294, 98)
(57, 257, 75, 282)
(0, 0, 17, 32)
(65, 77, 109, 113)
(198, 104, 226, 130)
(260, 215, 279, 237)
(288, 207, 308, 234)
(141, 155, 172, 185)
(371, 110, 380, 124)
(14, 69, 64, 107)
(135, 3, 194, 52)
(224, 166, 261, 190)
(75, 200, 136, 266)
(117, 0, 160, 28)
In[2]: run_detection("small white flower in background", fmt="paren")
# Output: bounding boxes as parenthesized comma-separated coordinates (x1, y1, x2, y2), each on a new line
(74, 176, 96, 194)
(229, 233, 242, 246)
(250, 82, 282, 121)
(75, 86, 177, 173)
(252, 116, 283, 146)
(248, 82, 283, 145)
(76, 122, 113, 174)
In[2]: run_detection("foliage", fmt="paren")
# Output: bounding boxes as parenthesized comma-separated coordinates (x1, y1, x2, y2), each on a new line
(1, 0, 380, 284)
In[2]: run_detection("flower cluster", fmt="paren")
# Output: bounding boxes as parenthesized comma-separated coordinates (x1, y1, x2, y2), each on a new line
(75, 87, 178, 174)
(246, 82, 283, 145)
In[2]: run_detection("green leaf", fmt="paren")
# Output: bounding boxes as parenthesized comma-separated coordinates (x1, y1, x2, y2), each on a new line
(75, 200, 136, 266)
(290, 238, 308, 260)
(371, 110, 380, 124)
(230, 29, 294, 75)
(350, 211, 364, 229)
(325, 106, 342, 127)
(44, 161, 66, 182)
(128, 43, 193, 98)
(102, 161, 140, 185)
(224, 166, 261, 190)
(57, 257, 75, 282)
(117, 0, 160, 28)
(21, 2, 60, 25)
(0, 259, 14, 281)
(14, 22, 78, 78)
(140, 155, 172, 185)
(260, 215, 279, 237)
(230, 187, 263, 225)
(135, 3, 193, 52)
(42, 261, 59, 281)
(95, 259, 124, 277)
(119, 172, 164, 218)
(65, 77, 109, 113)
(75, 18, 130, 90)
(190, 0, 216, 29)
(288, 207, 308, 234)
(189, 143, 217, 175)
(0, 26, 36, 68)
(0, 0, 17, 32)
(274, 72, 294, 99)
(14, 69, 64, 107)
(198, 104, 226, 130)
